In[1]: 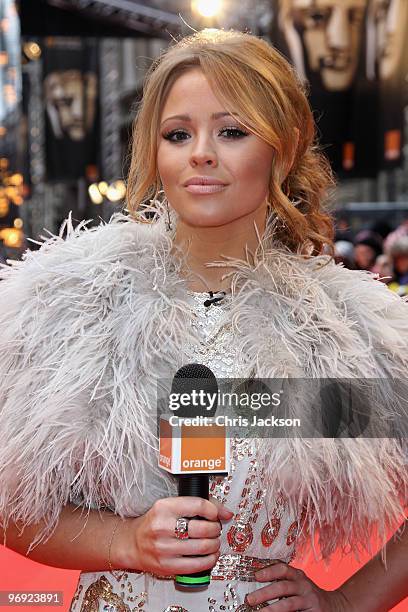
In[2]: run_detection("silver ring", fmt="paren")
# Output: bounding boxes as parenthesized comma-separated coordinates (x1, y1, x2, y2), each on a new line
(175, 516, 190, 539)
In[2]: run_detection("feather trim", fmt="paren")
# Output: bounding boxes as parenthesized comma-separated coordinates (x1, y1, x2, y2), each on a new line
(0, 208, 407, 564)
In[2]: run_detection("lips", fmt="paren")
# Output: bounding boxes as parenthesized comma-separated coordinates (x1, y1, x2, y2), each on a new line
(184, 184, 227, 194)
(183, 176, 228, 194)
(183, 176, 227, 186)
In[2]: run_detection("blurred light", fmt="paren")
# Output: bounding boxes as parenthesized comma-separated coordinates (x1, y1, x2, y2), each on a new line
(3, 84, 16, 104)
(0, 158, 9, 169)
(23, 42, 42, 61)
(88, 183, 103, 204)
(113, 180, 126, 199)
(106, 180, 126, 202)
(106, 186, 121, 202)
(86, 164, 99, 181)
(192, 0, 222, 18)
(0, 51, 8, 65)
(0, 198, 8, 216)
(0, 126, 7, 137)
(14, 218, 23, 229)
(13, 195, 23, 205)
(0, 228, 23, 248)
(9, 173, 23, 186)
(98, 181, 108, 196)
(5, 186, 16, 198)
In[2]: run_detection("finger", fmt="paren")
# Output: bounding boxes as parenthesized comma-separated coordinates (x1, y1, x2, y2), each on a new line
(245, 581, 299, 607)
(254, 562, 298, 582)
(261, 595, 305, 611)
(186, 518, 222, 538)
(169, 496, 220, 521)
(166, 551, 220, 575)
(164, 535, 221, 556)
(209, 495, 234, 520)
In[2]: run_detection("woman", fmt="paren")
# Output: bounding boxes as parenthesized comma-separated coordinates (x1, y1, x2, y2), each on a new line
(353, 230, 384, 272)
(1, 29, 408, 612)
(387, 236, 408, 296)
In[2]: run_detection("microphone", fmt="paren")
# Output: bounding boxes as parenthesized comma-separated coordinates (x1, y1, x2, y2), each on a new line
(203, 290, 226, 307)
(158, 363, 230, 589)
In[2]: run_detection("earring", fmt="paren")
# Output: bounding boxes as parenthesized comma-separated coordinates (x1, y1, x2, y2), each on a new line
(164, 197, 172, 232)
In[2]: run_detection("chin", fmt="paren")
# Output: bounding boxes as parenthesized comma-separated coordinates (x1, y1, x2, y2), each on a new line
(322, 70, 354, 92)
(181, 215, 232, 228)
(174, 206, 230, 228)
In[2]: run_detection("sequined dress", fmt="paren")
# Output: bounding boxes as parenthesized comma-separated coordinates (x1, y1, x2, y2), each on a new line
(69, 291, 300, 612)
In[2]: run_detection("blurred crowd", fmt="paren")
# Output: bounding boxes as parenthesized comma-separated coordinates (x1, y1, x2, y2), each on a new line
(333, 215, 408, 296)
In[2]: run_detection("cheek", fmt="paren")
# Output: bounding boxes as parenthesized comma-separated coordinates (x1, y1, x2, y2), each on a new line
(236, 147, 272, 186)
(304, 30, 326, 62)
(157, 146, 179, 186)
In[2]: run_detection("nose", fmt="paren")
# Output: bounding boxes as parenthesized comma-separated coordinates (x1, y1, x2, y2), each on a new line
(386, 0, 399, 35)
(71, 90, 83, 120)
(189, 134, 218, 167)
(326, 6, 350, 50)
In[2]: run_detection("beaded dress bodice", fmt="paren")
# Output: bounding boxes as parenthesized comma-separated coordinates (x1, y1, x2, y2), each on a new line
(69, 291, 300, 612)
(184, 291, 299, 568)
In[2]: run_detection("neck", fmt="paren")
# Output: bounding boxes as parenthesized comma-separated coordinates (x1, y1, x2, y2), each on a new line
(171, 201, 268, 293)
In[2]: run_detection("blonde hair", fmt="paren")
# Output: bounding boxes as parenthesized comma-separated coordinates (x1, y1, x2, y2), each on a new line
(126, 28, 335, 255)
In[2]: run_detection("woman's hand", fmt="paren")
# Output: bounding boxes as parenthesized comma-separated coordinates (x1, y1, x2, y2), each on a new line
(115, 495, 233, 576)
(244, 561, 351, 611)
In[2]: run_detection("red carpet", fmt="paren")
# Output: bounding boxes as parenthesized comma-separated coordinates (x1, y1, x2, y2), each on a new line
(1, 540, 407, 611)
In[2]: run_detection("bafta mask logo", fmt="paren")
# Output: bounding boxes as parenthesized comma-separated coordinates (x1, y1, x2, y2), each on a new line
(44, 70, 97, 141)
(279, 0, 366, 91)
(366, 0, 408, 81)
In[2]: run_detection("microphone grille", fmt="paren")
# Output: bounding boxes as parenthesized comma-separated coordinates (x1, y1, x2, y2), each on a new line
(171, 363, 218, 417)
(174, 363, 215, 380)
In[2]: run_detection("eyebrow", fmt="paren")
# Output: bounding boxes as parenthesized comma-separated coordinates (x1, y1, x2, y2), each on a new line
(160, 112, 238, 127)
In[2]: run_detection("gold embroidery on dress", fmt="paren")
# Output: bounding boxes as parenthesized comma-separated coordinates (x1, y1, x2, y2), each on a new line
(286, 520, 299, 546)
(70, 572, 149, 611)
(77, 575, 130, 612)
(261, 491, 287, 549)
(210, 437, 254, 505)
(209, 583, 269, 611)
(227, 450, 267, 554)
(210, 555, 278, 581)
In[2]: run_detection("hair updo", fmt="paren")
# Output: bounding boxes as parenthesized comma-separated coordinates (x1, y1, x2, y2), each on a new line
(126, 28, 335, 255)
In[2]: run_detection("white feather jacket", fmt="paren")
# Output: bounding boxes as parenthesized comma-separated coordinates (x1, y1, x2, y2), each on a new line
(0, 209, 407, 565)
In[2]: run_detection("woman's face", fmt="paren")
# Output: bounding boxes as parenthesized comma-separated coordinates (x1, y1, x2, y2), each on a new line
(156, 68, 274, 228)
(354, 244, 377, 269)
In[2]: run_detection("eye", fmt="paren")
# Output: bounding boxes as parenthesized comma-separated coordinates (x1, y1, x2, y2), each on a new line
(376, 1, 391, 20)
(162, 126, 249, 142)
(219, 127, 249, 139)
(349, 8, 364, 23)
(306, 8, 330, 25)
(162, 129, 189, 142)
(55, 97, 74, 106)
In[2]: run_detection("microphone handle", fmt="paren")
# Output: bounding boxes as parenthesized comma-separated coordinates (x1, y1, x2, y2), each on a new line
(175, 474, 211, 588)
(178, 473, 209, 498)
